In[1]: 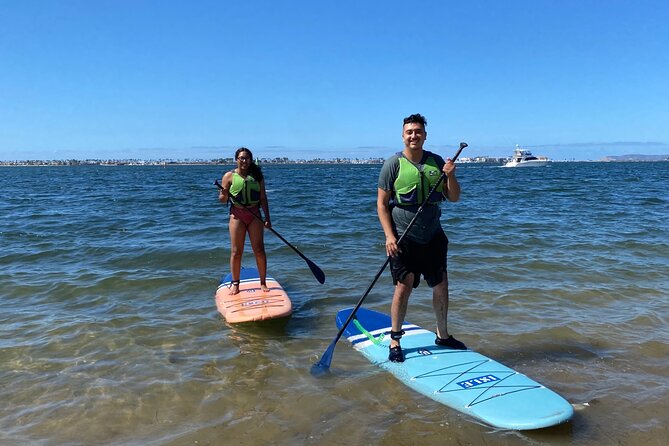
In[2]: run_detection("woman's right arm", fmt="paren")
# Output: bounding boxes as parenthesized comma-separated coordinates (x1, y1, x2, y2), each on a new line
(218, 172, 233, 204)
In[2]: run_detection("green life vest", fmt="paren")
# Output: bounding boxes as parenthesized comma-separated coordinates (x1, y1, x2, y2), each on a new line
(229, 172, 261, 206)
(393, 153, 445, 206)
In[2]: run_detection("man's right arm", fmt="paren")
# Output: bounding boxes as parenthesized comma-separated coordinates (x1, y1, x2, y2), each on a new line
(377, 188, 399, 257)
(377, 156, 400, 257)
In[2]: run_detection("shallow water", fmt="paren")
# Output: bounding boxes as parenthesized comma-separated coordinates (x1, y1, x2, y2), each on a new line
(1, 162, 668, 445)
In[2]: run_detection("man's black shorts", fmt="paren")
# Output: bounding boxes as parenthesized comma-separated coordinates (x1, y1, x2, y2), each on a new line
(390, 229, 448, 288)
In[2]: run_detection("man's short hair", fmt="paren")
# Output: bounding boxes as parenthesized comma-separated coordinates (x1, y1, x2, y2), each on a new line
(403, 113, 427, 127)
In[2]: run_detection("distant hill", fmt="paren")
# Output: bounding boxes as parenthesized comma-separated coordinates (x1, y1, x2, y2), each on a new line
(601, 154, 669, 162)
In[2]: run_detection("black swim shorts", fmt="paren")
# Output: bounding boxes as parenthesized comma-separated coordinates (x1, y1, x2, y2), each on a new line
(389, 229, 448, 288)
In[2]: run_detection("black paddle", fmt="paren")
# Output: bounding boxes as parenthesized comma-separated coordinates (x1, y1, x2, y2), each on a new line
(311, 142, 467, 375)
(214, 179, 326, 284)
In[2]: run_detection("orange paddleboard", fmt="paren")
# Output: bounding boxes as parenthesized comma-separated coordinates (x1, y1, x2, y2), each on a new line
(215, 267, 292, 323)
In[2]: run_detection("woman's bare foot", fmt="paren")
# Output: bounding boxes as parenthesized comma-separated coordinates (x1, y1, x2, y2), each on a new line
(229, 281, 240, 295)
(260, 282, 270, 293)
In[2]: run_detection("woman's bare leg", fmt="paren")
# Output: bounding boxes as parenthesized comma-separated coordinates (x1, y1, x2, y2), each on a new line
(228, 216, 247, 295)
(247, 218, 269, 292)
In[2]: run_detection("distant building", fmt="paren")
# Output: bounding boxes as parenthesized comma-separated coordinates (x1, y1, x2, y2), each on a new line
(457, 156, 505, 165)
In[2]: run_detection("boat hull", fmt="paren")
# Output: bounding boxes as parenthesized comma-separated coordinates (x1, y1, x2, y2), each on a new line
(504, 160, 549, 168)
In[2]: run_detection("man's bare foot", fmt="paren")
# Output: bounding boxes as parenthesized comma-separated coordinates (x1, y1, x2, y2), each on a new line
(229, 281, 240, 295)
(260, 282, 270, 292)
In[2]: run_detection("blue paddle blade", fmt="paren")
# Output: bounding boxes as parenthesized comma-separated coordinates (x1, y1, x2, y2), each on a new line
(311, 343, 336, 377)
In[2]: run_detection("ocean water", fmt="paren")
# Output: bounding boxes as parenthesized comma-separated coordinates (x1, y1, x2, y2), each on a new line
(1, 161, 667, 445)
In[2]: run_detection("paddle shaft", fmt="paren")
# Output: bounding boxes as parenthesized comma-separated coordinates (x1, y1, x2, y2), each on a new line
(214, 180, 326, 284)
(313, 142, 467, 371)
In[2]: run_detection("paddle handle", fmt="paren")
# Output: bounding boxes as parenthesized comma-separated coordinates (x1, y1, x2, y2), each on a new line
(451, 142, 467, 163)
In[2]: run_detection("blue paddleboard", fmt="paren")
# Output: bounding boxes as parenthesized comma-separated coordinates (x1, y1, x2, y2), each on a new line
(336, 307, 573, 430)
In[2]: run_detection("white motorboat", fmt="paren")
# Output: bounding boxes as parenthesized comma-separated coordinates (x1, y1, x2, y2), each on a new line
(504, 145, 550, 167)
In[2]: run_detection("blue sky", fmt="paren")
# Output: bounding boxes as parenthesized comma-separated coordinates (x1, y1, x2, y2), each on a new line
(1, 0, 667, 161)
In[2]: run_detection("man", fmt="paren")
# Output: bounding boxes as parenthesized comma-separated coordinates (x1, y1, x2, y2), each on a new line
(377, 113, 467, 363)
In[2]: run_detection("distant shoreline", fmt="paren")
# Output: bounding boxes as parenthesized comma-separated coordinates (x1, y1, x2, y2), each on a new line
(0, 159, 385, 167)
(1, 154, 667, 166)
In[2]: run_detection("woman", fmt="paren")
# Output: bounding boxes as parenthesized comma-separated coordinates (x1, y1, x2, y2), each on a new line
(218, 147, 272, 295)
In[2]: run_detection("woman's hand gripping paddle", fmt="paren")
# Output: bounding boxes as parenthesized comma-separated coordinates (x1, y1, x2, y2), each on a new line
(214, 180, 326, 284)
(311, 142, 467, 376)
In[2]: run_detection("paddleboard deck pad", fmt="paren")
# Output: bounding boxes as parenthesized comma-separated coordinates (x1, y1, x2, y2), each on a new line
(216, 267, 292, 323)
(336, 307, 573, 430)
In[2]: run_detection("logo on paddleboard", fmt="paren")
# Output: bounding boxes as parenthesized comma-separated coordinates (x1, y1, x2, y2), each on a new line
(456, 375, 500, 389)
(418, 349, 432, 356)
(241, 300, 269, 307)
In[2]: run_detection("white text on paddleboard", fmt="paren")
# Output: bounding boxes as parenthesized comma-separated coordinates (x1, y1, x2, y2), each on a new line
(457, 375, 500, 389)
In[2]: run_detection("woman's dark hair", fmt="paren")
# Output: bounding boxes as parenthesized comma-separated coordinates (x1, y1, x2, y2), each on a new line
(235, 147, 264, 181)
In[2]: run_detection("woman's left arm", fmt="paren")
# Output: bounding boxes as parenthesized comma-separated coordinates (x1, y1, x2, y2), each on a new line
(260, 180, 271, 228)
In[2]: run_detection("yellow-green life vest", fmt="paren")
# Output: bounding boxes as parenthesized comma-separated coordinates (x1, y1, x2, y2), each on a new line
(393, 154, 445, 206)
(229, 172, 261, 206)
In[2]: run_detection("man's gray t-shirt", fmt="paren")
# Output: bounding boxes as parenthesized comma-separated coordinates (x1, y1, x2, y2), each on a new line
(377, 151, 445, 244)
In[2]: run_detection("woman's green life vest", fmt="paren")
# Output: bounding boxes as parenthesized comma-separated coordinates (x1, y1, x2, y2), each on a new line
(393, 154, 445, 206)
(229, 172, 261, 206)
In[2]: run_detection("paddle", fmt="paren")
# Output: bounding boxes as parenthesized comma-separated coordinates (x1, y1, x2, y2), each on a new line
(311, 142, 468, 375)
(214, 179, 326, 284)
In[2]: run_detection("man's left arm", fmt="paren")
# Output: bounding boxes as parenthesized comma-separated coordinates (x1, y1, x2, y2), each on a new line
(442, 158, 460, 202)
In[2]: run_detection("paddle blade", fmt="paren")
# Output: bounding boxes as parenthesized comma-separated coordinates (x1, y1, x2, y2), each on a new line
(310, 342, 336, 377)
(307, 259, 326, 284)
